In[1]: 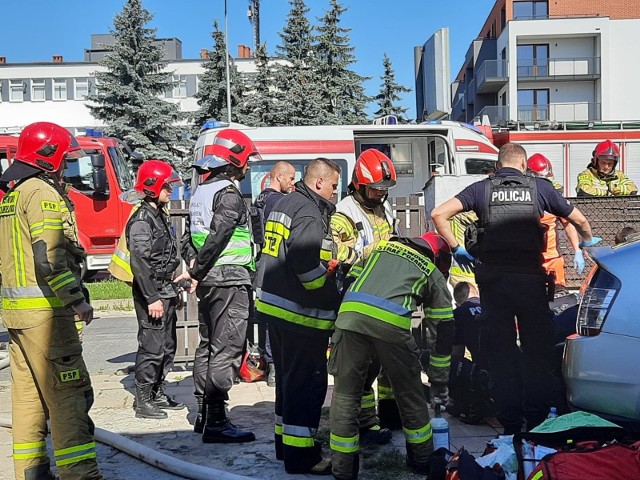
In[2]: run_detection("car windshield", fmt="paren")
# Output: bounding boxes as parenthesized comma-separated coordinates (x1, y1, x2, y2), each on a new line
(108, 146, 134, 191)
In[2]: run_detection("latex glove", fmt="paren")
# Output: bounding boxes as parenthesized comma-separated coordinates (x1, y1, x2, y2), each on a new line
(452, 245, 475, 273)
(579, 236, 602, 249)
(573, 250, 585, 274)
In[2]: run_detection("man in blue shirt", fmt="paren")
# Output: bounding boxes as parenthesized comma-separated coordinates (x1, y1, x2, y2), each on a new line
(431, 142, 600, 434)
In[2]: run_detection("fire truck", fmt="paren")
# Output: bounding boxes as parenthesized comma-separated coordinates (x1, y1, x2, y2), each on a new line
(0, 131, 135, 277)
(194, 119, 499, 202)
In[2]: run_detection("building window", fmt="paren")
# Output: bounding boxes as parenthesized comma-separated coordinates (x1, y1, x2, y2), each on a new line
(518, 89, 549, 122)
(32, 79, 46, 102)
(513, 1, 548, 20)
(172, 75, 187, 98)
(517, 44, 549, 77)
(10, 80, 24, 102)
(75, 79, 89, 100)
(501, 6, 506, 28)
(53, 79, 67, 101)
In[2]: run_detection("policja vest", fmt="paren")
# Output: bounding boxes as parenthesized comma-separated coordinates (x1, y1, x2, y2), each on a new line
(470, 174, 546, 269)
(189, 179, 255, 270)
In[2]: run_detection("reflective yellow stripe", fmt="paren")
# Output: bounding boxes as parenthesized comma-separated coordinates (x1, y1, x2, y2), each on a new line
(531, 471, 544, 480)
(430, 355, 451, 368)
(56, 452, 97, 467)
(111, 252, 132, 275)
(403, 423, 433, 444)
(302, 274, 327, 291)
(54, 442, 97, 466)
(265, 220, 291, 239)
(51, 276, 75, 291)
(330, 433, 359, 453)
(275, 424, 283, 435)
(425, 307, 453, 320)
(378, 385, 394, 400)
(282, 435, 315, 448)
(13, 216, 26, 286)
(361, 393, 376, 409)
(255, 299, 335, 331)
(3, 297, 65, 310)
(339, 301, 411, 330)
(13, 441, 47, 460)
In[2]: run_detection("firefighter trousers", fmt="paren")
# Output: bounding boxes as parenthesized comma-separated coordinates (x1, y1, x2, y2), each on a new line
(476, 267, 563, 434)
(133, 291, 178, 386)
(9, 316, 102, 480)
(194, 284, 249, 403)
(329, 328, 433, 479)
(269, 318, 328, 473)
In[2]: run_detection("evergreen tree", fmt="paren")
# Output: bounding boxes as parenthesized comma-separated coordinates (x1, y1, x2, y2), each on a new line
(87, 0, 184, 162)
(272, 0, 325, 126)
(192, 20, 248, 130)
(315, 0, 369, 124)
(374, 53, 412, 123)
(240, 43, 276, 127)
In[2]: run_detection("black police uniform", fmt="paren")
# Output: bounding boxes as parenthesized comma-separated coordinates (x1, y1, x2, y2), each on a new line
(455, 167, 573, 434)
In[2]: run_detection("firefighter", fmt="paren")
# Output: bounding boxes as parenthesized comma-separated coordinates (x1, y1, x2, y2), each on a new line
(255, 158, 341, 475)
(331, 148, 397, 440)
(448, 211, 478, 288)
(527, 153, 585, 289)
(329, 233, 454, 479)
(431, 142, 600, 434)
(0, 122, 102, 480)
(176, 129, 259, 444)
(576, 140, 638, 196)
(127, 160, 185, 419)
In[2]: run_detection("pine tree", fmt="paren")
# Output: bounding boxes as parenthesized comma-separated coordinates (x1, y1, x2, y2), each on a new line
(272, 0, 325, 126)
(240, 43, 276, 127)
(86, 0, 184, 162)
(192, 20, 248, 130)
(315, 0, 369, 124)
(374, 53, 412, 123)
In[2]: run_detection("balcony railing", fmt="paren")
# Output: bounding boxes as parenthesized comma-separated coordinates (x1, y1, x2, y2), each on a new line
(477, 102, 601, 125)
(475, 59, 508, 94)
(516, 57, 601, 79)
(451, 93, 466, 121)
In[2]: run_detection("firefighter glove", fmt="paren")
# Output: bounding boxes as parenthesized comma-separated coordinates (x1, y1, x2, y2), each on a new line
(579, 236, 602, 249)
(573, 250, 585, 274)
(452, 245, 475, 273)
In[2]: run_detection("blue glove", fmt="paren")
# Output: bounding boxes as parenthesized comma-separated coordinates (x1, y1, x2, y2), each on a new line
(579, 236, 602, 249)
(573, 250, 585, 274)
(452, 245, 475, 273)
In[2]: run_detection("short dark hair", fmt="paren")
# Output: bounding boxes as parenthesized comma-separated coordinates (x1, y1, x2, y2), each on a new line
(615, 226, 637, 245)
(304, 157, 341, 182)
(453, 281, 471, 306)
(498, 142, 527, 167)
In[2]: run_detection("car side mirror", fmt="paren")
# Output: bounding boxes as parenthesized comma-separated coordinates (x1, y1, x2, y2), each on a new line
(90, 154, 109, 198)
(90, 153, 106, 168)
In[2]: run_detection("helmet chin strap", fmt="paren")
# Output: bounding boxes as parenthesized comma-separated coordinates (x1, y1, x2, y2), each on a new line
(357, 186, 386, 209)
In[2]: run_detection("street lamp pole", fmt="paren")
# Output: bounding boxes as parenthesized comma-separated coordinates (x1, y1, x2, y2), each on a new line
(224, 0, 232, 124)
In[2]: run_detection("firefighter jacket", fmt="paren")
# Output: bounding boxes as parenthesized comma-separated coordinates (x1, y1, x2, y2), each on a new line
(0, 176, 86, 328)
(449, 211, 478, 286)
(256, 180, 340, 337)
(331, 191, 396, 277)
(126, 201, 180, 304)
(60, 195, 86, 281)
(184, 173, 254, 287)
(336, 239, 454, 382)
(476, 174, 546, 268)
(576, 167, 638, 197)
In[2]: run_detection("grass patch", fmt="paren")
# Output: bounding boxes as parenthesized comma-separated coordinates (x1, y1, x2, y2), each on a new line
(95, 300, 133, 311)
(86, 279, 131, 300)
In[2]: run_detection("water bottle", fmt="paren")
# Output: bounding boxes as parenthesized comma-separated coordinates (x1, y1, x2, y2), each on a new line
(430, 401, 450, 451)
(547, 407, 558, 419)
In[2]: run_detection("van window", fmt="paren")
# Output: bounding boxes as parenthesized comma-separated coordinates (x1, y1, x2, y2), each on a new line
(64, 149, 97, 191)
(240, 158, 349, 201)
(108, 146, 134, 191)
(465, 158, 497, 175)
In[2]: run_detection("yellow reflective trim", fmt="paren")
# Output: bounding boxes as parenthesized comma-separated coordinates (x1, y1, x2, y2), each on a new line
(14, 452, 47, 460)
(14, 441, 46, 449)
(320, 249, 332, 261)
(41, 201, 60, 212)
(330, 433, 359, 453)
(3, 297, 65, 310)
(430, 355, 451, 368)
(265, 220, 290, 239)
(255, 300, 335, 331)
(403, 423, 433, 444)
(275, 424, 283, 435)
(13, 216, 26, 287)
(55, 452, 97, 467)
(54, 442, 96, 457)
(51, 276, 76, 291)
(302, 274, 327, 291)
(282, 435, 315, 448)
(531, 471, 544, 480)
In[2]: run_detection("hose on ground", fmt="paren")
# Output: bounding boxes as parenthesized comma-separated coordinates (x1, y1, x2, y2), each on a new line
(0, 417, 257, 480)
(0, 354, 9, 371)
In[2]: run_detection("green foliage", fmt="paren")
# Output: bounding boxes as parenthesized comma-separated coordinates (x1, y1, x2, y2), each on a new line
(86, 279, 132, 300)
(315, 0, 370, 124)
(240, 43, 277, 127)
(86, 0, 187, 164)
(374, 53, 412, 123)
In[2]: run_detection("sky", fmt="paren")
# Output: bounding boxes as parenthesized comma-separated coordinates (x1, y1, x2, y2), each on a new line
(3, 0, 496, 120)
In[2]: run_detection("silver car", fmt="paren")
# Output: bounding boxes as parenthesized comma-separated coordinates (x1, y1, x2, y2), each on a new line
(563, 236, 640, 427)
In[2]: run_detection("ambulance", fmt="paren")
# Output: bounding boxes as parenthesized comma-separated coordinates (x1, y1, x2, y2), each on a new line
(193, 118, 499, 202)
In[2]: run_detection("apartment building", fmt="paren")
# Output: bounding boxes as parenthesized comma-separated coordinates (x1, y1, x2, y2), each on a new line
(441, 0, 640, 127)
(0, 34, 258, 134)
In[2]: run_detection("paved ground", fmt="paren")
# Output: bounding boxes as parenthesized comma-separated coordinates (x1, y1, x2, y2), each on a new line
(0, 311, 501, 480)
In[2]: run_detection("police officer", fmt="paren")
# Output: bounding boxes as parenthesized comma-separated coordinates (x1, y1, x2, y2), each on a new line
(331, 149, 396, 440)
(0, 122, 102, 480)
(576, 140, 638, 196)
(431, 142, 600, 434)
(176, 129, 259, 444)
(127, 160, 185, 419)
(255, 158, 341, 475)
(329, 233, 454, 479)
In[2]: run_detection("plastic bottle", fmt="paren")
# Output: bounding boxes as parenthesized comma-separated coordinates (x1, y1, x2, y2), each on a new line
(547, 407, 558, 419)
(430, 401, 450, 451)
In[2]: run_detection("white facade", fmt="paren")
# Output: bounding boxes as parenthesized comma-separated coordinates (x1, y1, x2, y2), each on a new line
(0, 58, 260, 134)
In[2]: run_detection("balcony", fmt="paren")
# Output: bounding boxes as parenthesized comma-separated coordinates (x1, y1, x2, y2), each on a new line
(478, 102, 601, 126)
(475, 59, 508, 94)
(476, 105, 510, 125)
(451, 92, 466, 121)
(517, 57, 601, 81)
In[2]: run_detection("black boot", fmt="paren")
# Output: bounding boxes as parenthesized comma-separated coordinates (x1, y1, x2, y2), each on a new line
(135, 382, 168, 419)
(153, 382, 186, 410)
(194, 395, 206, 434)
(378, 399, 403, 430)
(202, 401, 255, 443)
(267, 363, 276, 387)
